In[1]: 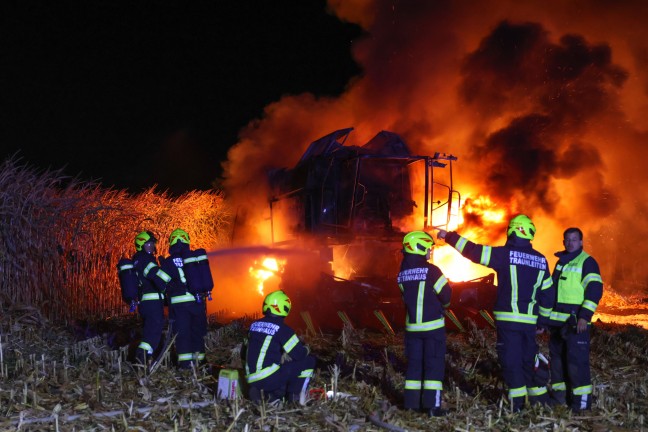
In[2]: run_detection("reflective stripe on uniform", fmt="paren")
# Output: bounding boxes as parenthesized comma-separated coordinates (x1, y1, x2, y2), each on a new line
(143, 262, 156, 277)
(493, 311, 537, 325)
(156, 268, 171, 282)
(406, 317, 445, 332)
(416, 281, 425, 323)
(283, 334, 299, 353)
(424, 380, 443, 390)
(247, 363, 280, 383)
(527, 271, 544, 315)
(178, 267, 187, 284)
(552, 382, 567, 391)
(510, 266, 519, 314)
(456, 237, 468, 253)
(298, 368, 314, 379)
(582, 273, 603, 287)
(528, 386, 547, 396)
(541, 275, 553, 290)
(141, 292, 164, 301)
(433, 275, 448, 294)
(509, 386, 527, 398)
(582, 299, 598, 313)
(138, 341, 153, 354)
(405, 380, 422, 390)
(178, 353, 194, 362)
(549, 310, 570, 323)
(538, 306, 552, 318)
(119, 263, 133, 271)
(184, 254, 208, 264)
(257, 336, 272, 373)
(480, 245, 492, 266)
(170, 294, 195, 304)
(573, 385, 592, 395)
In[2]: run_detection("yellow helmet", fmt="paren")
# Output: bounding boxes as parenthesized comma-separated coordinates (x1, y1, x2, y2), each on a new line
(403, 231, 434, 255)
(263, 290, 292, 317)
(134, 231, 157, 251)
(169, 228, 190, 246)
(507, 214, 536, 240)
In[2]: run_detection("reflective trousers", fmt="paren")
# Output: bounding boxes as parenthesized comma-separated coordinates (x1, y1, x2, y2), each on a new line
(496, 326, 548, 411)
(549, 325, 592, 411)
(169, 300, 207, 368)
(136, 299, 165, 363)
(403, 330, 445, 411)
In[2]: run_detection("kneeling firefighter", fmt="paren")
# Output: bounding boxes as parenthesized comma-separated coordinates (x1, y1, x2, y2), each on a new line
(130, 231, 172, 365)
(160, 228, 212, 369)
(245, 290, 316, 403)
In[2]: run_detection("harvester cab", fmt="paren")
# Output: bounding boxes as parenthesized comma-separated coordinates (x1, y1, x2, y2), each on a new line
(265, 128, 492, 332)
(268, 128, 459, 242)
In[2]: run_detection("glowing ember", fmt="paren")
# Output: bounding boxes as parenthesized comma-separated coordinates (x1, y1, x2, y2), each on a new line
(249, 257, 285, 296)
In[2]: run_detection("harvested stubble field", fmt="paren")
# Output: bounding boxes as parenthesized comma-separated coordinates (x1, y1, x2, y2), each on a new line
(0, 303, 646, 432)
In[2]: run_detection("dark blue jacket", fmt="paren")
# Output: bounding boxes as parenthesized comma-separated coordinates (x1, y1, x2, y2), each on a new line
(245, 314, 309, 383)
(444, 232, 554, 329)
(397, 253, 451, 333)
(132, 250, 170, 299)
(160, 242, 193, 299)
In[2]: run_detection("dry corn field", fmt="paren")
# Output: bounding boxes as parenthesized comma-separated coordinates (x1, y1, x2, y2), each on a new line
(0, 157, 231, 322)
(1, 158, 648, 431)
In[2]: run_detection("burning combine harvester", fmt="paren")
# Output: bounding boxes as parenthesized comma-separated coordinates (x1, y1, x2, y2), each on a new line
(264, 128, 496, 333)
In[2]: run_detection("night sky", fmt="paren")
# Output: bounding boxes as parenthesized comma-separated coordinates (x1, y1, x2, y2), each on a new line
(1, 1, 362, 194)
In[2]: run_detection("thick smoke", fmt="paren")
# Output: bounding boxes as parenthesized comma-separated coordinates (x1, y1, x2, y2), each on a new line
(461, 20, 626, 221)
(223, 0, 648, 293)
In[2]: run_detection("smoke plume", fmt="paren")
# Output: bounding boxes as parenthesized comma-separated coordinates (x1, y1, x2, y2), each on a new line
(222, 0, 648, 293)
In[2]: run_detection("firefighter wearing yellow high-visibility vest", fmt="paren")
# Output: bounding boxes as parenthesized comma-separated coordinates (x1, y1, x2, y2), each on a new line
(398, 231, 451, 417)
(547, 227, 603, 412)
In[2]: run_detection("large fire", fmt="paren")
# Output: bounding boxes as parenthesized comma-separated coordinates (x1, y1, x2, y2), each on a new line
(218, 1, 648, 328)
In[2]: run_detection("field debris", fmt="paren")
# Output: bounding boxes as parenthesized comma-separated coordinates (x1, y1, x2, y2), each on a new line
(0, 303, 647, 431)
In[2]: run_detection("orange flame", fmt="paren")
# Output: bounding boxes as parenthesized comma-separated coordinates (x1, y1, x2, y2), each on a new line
(249, 257, 285, 296)
(436, 194, 508, 282)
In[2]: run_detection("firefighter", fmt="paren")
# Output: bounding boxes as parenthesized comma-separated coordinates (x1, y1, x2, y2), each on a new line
(547, 227, 603, 412)
(132, 231, 172, 366)
(398, 231, 452, 417)
(245, 290, 316, 403)
(160, 228, 208, 369)
(437, 215, 555, 412)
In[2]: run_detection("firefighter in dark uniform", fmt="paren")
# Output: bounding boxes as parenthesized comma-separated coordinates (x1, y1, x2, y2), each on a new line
(437, 215, 555, 411)
(132, 231, 172, 365)
(245, 290, 316, 403)
(547, 227, 603, 412)
(160, 228, 208, 369)
(398, 231, 452, 417)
